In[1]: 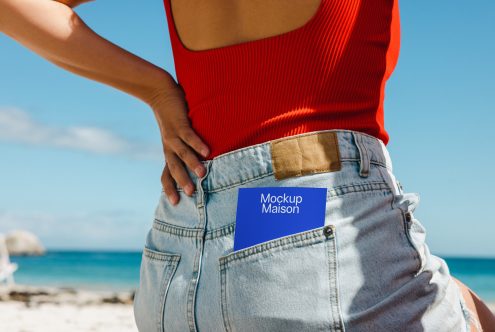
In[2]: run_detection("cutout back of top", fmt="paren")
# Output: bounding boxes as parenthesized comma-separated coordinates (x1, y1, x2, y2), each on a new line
(168, 0, 323, 53)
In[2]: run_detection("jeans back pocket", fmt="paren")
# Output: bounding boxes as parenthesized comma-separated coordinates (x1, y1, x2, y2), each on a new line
(133, 246, 181, 332)
(218, 224, 344, 332)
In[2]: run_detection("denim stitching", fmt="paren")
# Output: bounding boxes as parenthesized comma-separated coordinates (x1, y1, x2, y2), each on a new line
(173, 159, 389, 193)
(327, 227, 345, 331)
(153, 219, 203, 238)
(375, 163, 399, 210)
(375, 165, 424, 275)
(353, 132, 370, 178)
(143, 246, 181, 262)
(218, 226, 331, 267)
(159, 259, 179, 332)
(333, 231, 347, 332)
(156, 181, 393, 239)
(219, 266, 232, 332)
(326, 181, 391, 199)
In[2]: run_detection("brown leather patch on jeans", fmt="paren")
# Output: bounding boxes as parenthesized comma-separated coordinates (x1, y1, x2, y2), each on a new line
(270, 131, 342, 180)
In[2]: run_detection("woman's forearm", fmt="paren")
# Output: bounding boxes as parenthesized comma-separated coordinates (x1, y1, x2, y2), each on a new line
(0, 0, 179, 106)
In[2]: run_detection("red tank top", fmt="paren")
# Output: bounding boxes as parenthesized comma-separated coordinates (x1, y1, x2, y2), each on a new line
(162, 0, 400, 159)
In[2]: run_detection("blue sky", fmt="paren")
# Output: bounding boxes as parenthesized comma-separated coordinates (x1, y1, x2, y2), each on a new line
(0, 1, 493, 256)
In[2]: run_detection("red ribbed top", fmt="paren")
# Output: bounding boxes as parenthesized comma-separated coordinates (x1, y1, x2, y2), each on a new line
(162, 0, 401, 159)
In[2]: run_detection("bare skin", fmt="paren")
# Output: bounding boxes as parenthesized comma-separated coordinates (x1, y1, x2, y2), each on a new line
(1, 0, 493, 330)
(0, 0, 321, 206)
(167, 0, 321, 52)
(0, 0, 211, 205)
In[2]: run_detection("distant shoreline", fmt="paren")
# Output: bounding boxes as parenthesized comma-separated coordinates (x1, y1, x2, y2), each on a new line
(0, 283, 135, 305)
(20, 250, 495, 258)
(10, 252, 495, 302)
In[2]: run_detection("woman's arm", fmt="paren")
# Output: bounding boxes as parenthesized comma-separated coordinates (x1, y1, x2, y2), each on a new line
(0, 0, 210, 204)
(0, 0, 174, 105)
(53, 0, 95, 8)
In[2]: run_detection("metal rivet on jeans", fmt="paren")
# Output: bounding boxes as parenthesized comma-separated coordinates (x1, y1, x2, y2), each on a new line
(323, 225, 334, 237)
(405, 212, 412, 222)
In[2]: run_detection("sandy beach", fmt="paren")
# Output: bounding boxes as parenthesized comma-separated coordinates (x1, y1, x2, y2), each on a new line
(1, 283, 494, 332)
(0, 284, 137, 332)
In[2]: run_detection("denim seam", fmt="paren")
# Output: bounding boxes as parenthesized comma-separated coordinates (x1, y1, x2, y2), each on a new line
(334, 231, 346, 332)
(206, 173, 275, 193)
(155, 182, 392, 239)
(143, 246, 181, 262)
(173, 161, 389, 193)
(153, 218, 237, 240)
(375, 166, 424, 275)
(353, 132, 370, 178)
(186, 244, 201, 331)
(205, 223, 236, 240)
(376, 162, 396, 197)
(399, 208, 423, 276)
(218, 226, 332, 267)
(159, 260, 179, 332)
(389, 197, 423, 276)
(219, 266, 232, 332)
(326, 181, 391, 199)
(153, 219, 203, 238)
(328, 228, 345, 331)
(206, 163, 386, 193)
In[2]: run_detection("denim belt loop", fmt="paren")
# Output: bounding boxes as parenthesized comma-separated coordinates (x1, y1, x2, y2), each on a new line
(352, 132, 370, 178)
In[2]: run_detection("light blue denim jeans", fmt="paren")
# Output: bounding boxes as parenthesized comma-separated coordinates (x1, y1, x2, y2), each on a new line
(133, 129, 473, 332)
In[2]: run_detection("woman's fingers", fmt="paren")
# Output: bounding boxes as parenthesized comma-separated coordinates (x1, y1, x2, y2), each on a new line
(178, 126, 210, 159)
(161, 139, 202, 205)
(150, 83, 211, 205)
(164, 149, 196, 196)
(161, 165, 179, 205)
(168, 136, 207, 178)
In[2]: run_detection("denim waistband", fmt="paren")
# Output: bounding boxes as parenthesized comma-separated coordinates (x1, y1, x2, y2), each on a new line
(174, 129, 393, 193)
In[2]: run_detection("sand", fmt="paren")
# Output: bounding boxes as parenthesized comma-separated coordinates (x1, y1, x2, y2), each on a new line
(0, 301, 136, 332)
(1, 284, 494, 332)
(0, 284, 137, 332)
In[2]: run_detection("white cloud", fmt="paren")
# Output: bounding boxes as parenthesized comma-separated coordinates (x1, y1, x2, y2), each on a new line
(0, 107, 162, 160)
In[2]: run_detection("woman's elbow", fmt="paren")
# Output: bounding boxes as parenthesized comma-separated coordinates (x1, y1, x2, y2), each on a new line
(53, 0, 95, 9)
(0, 0, 10, 32)
(0, 0, 93, 33)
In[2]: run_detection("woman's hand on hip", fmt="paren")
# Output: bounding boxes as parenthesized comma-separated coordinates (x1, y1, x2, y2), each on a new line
(0, 0, 209, 205)
(149, 84, 210, 205)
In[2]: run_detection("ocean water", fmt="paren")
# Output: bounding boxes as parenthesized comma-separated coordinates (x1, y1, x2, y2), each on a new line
(8, 251, 495, 301)
(9, 251, 142, 292)
(444, 256, 495, 302)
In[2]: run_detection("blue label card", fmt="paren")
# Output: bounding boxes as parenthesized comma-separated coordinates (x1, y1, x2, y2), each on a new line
(233, 187, 328, 252)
